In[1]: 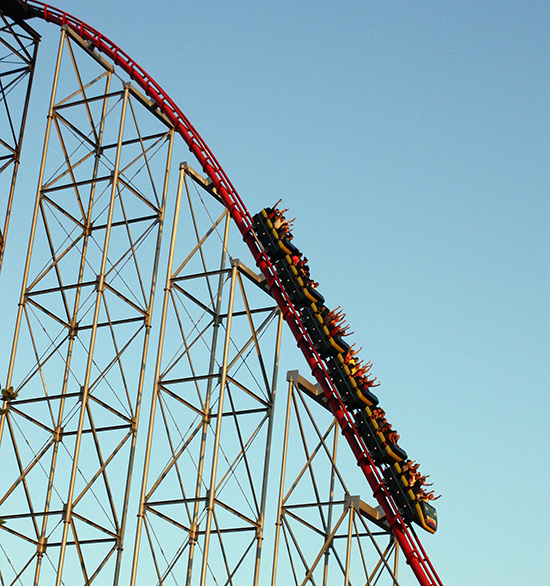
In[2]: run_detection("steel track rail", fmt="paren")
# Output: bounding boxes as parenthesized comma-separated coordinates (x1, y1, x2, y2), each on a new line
(1, 2, 444, 584)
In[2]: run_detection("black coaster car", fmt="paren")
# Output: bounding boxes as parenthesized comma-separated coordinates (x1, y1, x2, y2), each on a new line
(355, 410, 407, 465)
(325, 355, 379, 408)
(275, 258, 325, 308)
(383, 463, 437, 534)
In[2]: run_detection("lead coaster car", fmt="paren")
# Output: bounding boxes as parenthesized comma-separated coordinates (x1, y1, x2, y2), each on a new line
(355, 410, 407, 465)
(252, 211, 281, 257)
(252, 210, 301, 258)
(252, 208, 302, 256)
(383, 463, 437, 534)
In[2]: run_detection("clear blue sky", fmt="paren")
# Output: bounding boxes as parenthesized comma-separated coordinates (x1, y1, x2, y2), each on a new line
(6, 1, 550, 584)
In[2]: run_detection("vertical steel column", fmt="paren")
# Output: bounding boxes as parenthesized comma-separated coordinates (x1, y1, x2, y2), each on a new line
(199, 261, 238, 586)
(185, 210, 231, 586)
(344, 500, 355, 586)
(113, 122, 175, 586)
(270, 372, 295, 586)
(55, 82, 131, 586)
(323, 424, 339, 586)
(252, 309, 283, 586)
(129, 163, 186, 586)
(32, 38, 114, 586)
(393, 537, 400, 586)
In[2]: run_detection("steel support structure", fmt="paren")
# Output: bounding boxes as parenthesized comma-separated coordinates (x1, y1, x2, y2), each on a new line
(130, 162, 284, 586)
(0, 9, 39, 272)
(271, 371, 403, 586)
(0, 4, 445, 586)
(0, 27, 174, 585)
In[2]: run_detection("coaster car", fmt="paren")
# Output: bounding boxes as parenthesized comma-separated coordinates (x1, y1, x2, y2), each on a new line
(275, 258, 325, 308)
(355, 409, 407, 465)
(325, 354, 379, 408)
(300, 304, 349, 357)
(383, 463, 437, 534)
(252, 211, 281, 256)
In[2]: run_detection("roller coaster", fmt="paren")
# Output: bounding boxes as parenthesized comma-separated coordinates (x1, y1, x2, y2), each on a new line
(0, 2, 445, 585)
(252, 207, 439, 534)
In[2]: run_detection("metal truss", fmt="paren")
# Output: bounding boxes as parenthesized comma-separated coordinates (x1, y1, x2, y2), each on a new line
(272, 371, 403, 586)
(0, 10, 39, 272)
(0, 27, 174, 585)
(130, 162, 283, 586)
(0, 11, 431, 586)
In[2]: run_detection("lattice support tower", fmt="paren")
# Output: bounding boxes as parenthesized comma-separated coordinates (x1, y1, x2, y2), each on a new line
(0, 4, 445, 586)
(129, 161, 285, 586)
(272, 371, 403, 586)
(0, 25, 175, 585)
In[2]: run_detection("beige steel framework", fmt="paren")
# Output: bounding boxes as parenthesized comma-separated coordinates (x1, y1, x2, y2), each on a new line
(272, 371, 402, 586)
(129, 162, 284, 586)
(0, 10, 39, 272)
(0, 16, 412, 586)
(0, 26, 175, 585)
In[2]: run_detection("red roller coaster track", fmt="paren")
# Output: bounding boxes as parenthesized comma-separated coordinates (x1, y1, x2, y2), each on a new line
(2, 2, 444, 585)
